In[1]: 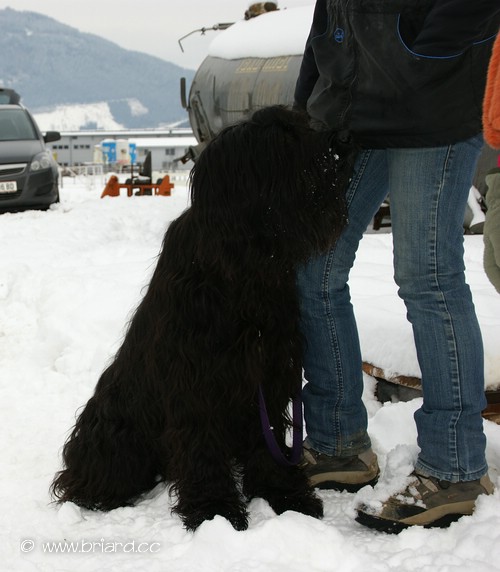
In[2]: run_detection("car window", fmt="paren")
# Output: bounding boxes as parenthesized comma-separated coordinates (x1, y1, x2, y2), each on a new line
(0, 108, 38, 141)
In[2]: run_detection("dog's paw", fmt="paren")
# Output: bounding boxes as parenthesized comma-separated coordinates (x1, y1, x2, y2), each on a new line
(265, 489, 324, 520)
(179, 501, 249, 532)
(223, 504, 250, 531)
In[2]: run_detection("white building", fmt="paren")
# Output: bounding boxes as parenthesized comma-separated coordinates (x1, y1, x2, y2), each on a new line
(50, 128, 197, 172)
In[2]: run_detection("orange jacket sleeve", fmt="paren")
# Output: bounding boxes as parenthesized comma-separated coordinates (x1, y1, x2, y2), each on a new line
(484, 33, 500, 149)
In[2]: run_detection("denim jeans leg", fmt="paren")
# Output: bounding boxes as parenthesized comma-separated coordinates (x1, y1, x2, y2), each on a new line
(388, 136, 488, 482)
(297, 150, 390, 456)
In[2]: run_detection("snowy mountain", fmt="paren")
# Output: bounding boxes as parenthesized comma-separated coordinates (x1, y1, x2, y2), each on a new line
(0, 7, 195, 129)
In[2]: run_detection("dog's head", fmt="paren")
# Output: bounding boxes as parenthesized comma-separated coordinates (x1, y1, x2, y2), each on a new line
(189, 106, 353, 265)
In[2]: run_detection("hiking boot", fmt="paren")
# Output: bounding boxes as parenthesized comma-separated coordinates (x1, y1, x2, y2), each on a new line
(356, 471, 495, 533)
(301, 442, 379, 492)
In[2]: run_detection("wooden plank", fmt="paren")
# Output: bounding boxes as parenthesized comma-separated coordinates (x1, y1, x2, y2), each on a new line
(362, 361, 500, 424)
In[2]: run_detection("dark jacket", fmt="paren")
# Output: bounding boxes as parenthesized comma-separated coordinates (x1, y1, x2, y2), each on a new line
(295, 0, 500, 148)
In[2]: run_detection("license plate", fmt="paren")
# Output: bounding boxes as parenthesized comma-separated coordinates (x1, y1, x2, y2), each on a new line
(0, 181, 17, 193)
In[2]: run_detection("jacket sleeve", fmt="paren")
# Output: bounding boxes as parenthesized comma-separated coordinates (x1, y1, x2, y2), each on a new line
(483, 34, 500, 148)
(484, 171, 500, 294)
(412, 0, 500, 57)
(294, 0, 327, 110)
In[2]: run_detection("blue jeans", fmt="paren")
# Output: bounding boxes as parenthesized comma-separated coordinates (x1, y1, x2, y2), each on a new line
(297, 135, 488, 482)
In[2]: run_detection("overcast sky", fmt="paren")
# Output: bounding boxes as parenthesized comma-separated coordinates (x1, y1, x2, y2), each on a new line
(0, 0, 313, 70)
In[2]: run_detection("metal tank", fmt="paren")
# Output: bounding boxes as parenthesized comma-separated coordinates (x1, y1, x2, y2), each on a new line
(179, 5, 312, 161)
(182, 54, 302, 157)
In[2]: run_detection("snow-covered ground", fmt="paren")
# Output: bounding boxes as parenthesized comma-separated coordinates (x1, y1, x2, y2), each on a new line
(2, 175, 500, 572)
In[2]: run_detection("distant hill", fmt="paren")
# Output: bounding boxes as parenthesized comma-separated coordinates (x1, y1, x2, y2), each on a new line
(0, 8, 195, 129)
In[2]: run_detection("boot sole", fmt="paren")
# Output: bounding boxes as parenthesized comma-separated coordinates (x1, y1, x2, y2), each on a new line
(311, 475, 379, 493)
(355, 509, 465, 534)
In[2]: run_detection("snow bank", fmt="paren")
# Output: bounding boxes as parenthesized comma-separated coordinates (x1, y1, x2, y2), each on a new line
(208, 6, 314, 60)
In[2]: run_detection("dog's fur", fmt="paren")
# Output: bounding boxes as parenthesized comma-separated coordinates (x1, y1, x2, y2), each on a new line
(51, 106, 353, 531)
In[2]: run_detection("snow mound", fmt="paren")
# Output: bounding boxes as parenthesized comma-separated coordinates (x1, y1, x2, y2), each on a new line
(208, 6, 314, 60)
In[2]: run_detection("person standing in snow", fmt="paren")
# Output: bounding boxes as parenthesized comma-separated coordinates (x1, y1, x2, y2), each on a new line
(294, 0, 500, 532)
(483, 33, 500, 293)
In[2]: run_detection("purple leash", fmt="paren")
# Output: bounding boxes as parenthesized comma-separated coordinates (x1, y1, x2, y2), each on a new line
(258, 385, 303, 467)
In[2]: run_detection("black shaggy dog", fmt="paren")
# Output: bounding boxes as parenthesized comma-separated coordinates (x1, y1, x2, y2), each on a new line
(51, 106, 353, 531)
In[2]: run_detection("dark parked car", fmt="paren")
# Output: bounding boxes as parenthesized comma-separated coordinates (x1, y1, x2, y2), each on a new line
(0, 88, 61, 213)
